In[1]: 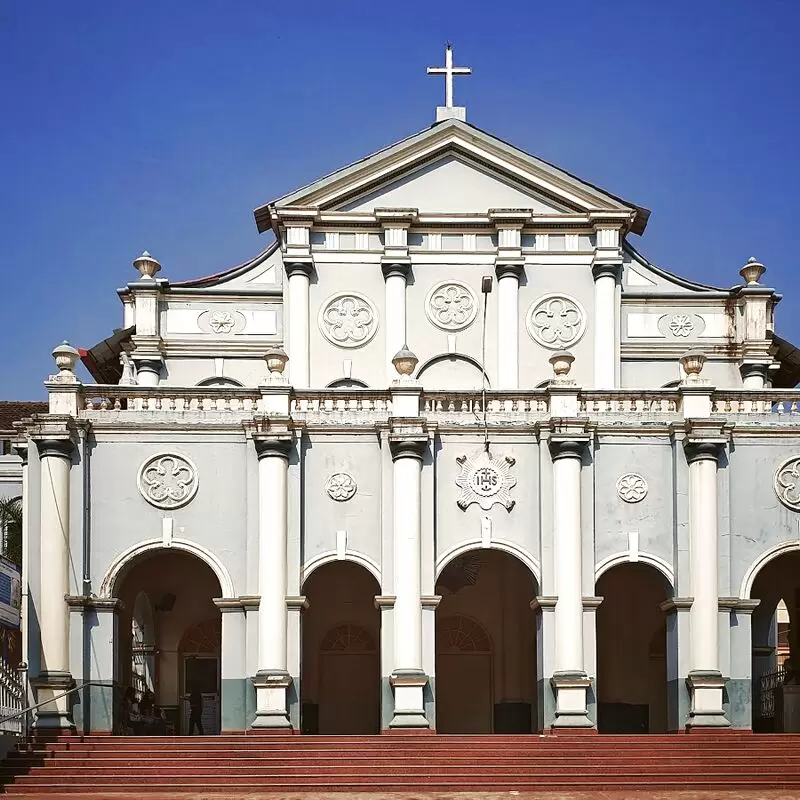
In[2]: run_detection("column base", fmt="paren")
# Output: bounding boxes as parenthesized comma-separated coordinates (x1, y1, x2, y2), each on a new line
(550, 671, 594, 729)
(31, 672, 75, 730)
(251, 670, 293, 729)
(686, 670, 730, 728)
(389, 669, 430, 729)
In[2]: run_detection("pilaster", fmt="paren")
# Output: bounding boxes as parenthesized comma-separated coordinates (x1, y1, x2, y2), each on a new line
(591, 262, 621, 389)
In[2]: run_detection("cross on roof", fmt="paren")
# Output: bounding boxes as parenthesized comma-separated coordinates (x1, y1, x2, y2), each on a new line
(427, 43, 471, 110)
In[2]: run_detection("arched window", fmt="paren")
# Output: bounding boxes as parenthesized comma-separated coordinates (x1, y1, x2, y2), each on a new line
(437, 615, 492, 653)
(321, 624, 376, 652)
(196, 377, 244, 387)
(326, 378, 370, 389)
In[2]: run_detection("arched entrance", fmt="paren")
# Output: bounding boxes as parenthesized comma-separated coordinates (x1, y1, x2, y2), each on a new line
(301, 561, 380, 734)
(749, 549, 800, 731)
(114, 549, 222, 735)
(435, 549, 538, 733)
(595, 562, 671, 733)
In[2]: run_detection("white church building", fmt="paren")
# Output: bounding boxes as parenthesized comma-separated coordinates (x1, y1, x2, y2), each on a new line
(12, 48, 800, 736)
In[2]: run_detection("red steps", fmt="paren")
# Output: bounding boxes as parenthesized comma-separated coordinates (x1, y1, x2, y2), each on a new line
(2, 733, 799, 795)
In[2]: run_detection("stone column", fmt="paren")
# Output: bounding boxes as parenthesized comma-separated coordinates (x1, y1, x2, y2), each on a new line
(132, 358, 162, 387)
(388, 435, 429, 729)
(285, 261, 312, 389)
(382, 263, 410, 379)
(549, 435, 592, 728)
(684, 439, 729, 727)
(33, 436, 75, 728)
(252, 435, 293, 728)
(591, 263, 620, 389)
(495, 263, 523, 389)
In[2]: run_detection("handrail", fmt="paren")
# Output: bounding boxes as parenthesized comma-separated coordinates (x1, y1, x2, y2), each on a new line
(0, 680, 112, 727)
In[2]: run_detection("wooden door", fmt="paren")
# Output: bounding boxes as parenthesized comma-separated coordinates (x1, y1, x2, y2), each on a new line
(436, 652, 492, 733)
(319, 652, 379, 734)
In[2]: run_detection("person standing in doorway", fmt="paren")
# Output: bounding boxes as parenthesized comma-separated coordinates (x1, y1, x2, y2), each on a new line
(188, 686, 204, 735)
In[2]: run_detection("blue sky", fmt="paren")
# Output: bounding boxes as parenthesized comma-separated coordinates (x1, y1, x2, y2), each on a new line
(1, 1, 798, 397)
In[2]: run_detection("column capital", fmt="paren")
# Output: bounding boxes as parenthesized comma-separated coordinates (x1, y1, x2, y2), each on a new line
(495, 261, 525, 280)
(684, 440, 723, 464)
(253, 435, 293, 461)
(11, 439, 28, 466)
(284, 259, 313, 279)
(35, 437, 75, 460)
(548, 438, 587, 461)
(381, 261, 411, 281)
(389, 436, 427, 462)
(591, 262, 622, 282)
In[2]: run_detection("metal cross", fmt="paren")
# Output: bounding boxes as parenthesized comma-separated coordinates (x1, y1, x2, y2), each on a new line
(427, 43, 471, 108)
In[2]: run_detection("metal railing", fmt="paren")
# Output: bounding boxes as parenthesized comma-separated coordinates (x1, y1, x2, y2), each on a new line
(758, 667, 787, 720)
(0, 661, 26, 737)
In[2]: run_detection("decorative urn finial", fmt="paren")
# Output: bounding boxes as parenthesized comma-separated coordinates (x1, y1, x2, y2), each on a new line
(264, 346, 289, 377)
(739, 257, 766, 286)
(680, 349, 707, 382)
(52, 341, 80, 379)
(549, 350, 575, 380)
(392, 345, 419, 378)
(133, 251, 162, 280)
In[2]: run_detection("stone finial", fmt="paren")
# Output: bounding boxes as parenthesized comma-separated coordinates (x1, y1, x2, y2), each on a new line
(132, 251, 162, 280)
(264, 347, 289, 383)
(549, 350, 575, 381)
(392, 345, 419, 378)
(51, 341, 80, 382)
(739, 257, 766, 286)
(680, 349, 707, 382)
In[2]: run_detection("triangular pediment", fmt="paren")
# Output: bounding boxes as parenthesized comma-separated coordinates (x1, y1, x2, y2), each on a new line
(338, 153, 571, 214)
(254, 119, 649, 233)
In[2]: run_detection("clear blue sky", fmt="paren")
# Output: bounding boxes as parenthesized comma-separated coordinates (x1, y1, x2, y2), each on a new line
(1, 1, 798, 397)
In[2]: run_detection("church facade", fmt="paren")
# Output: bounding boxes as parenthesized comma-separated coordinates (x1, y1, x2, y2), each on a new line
(12, 56, 800, 736)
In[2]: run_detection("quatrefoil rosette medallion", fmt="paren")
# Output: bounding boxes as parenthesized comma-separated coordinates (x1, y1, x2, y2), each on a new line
(455, 450, 517, 511)
(425, 281, 478, 332)
(775, 456, 800, 511)
(137, 453, 199, 510)
(318, 292, 379, 348)
(325, 472, 357, 502)
(526, 293, 587, 349)
(616, 473, 648, 504)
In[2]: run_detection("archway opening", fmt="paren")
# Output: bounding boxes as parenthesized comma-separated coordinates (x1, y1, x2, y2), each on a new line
(435, 549, 538, 733)
(750, 549, 800, 732)
(595, 562, 672, 733)
(301, 561, 381, 734)
(115, 549, 222, 735)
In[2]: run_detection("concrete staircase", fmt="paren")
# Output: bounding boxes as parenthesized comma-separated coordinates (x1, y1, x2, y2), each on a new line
(1, 733, 798, 794)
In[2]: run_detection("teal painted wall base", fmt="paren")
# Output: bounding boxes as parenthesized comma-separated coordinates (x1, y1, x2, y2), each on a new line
(537, 676, 556, 731)
(72, 682, 115, 734)
(725, 678, 752, 729)
(221, 677, 248, 732)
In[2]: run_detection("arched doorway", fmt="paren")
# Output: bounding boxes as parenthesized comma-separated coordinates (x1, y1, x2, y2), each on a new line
(301, 561, 380, 734)
(435, 549, 538, 733)
(115, 549, 222, 735)
(595, 562, 671, 733)
(749, 549, 800, 731)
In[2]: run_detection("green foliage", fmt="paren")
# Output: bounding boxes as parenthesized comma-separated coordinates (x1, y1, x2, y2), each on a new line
(0, 498, 22, 566)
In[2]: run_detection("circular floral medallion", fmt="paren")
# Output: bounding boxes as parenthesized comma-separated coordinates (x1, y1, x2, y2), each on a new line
(616, 473, 648, 504)
(209, 311, 235, 334)
(526, 294, 587, 349)
(138, 453, 199, 510)
(775, 456, 800, 511)
(325, 472, 357, 502)
(319, 293, 378, 348)
(425, 281, 478, 331)
(669, 314, 694, 337)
